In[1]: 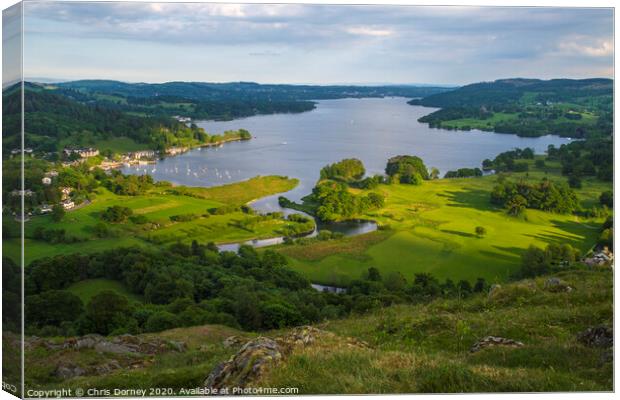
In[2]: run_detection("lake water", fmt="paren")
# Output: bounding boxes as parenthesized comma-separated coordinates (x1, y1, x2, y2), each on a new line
(122, 97, 570, 205)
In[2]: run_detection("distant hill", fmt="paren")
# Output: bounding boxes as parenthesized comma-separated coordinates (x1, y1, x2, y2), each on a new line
(409, 78, 612, 108)
(410, 78, 613, 138)
(56, 79, 452, 102)
(2, 84, 203, 154)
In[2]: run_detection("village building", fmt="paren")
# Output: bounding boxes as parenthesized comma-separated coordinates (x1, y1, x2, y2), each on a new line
(583, 247, 614, 267)
(10, 148, 33, 156)
(39, 204, 53, 214)
(10, 189, 33, 197)
(61, 200, 75, 210)
(42, 177, 52, 185)
(59, 187, 72, 200)
(128, 150, 158, 160)
(166, 146, 189, 156)
(63, 147, 100, 158)
(45, 170, 59, 177)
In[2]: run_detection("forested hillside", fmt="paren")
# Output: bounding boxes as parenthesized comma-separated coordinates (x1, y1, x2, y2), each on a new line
(410, 78, 613, 138)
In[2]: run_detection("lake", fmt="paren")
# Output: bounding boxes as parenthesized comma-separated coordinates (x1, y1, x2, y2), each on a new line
(122, 97, 571, 206)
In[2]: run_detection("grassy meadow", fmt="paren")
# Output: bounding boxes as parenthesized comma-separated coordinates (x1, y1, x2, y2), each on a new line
(258, 268, 612, 393)
(66, 279, 143, 304)
(277, 158, 609, 285)
(11, 176, 299, 265)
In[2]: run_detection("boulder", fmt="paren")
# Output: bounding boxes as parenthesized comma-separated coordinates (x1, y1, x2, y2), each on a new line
(204, 337, 282, 390)
(544, 277, 573, 293)
(576, 325, 613, 348)
(54, 363, 86, 379)
(487, 284, 501, 299)
(222, 336, 245, 348)
(205, 326, 369, 390)
(94, 341, 137, 354)
(470, 336, 524, 353)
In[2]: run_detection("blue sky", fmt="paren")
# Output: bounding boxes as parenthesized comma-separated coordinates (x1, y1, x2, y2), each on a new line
(21, 2, 614, 85)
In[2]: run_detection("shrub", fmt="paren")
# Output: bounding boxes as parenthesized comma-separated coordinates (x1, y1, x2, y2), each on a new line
(101, 205, 133, 223)
(145, 311, 180, 332)
(599, 191, 613, 208)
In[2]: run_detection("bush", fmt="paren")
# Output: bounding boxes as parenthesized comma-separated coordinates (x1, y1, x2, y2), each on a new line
(568, 175, 582, 188)
(129, 214, 149, 224)
(101, 205, 133, 223)
(599, 191, 613, 208)
(170, 213, 199, 222)
(475, 226, 487, 237)
(145, 311, 180, 332)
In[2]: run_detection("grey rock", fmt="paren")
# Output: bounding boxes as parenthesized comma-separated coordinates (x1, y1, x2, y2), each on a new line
(54, 363, 86, 379)
(577, 325, 613, 348)
(470, 336, 524, 353)
(205, 337, 282, 390)
(544, 277, 573, 293)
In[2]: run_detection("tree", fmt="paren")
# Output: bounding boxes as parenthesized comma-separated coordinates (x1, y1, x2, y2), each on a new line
(385, 155, 429, 183)
(473, 278, 487, 293)
(568, 174, 582, 189)
(366, 267, 382, 282)
(145, 311, 179, 332)
(26, 290, 84, 327)
(430, 167, 440, 180)
(51, 204, 65, 222)
(520, 245, 550, 278)
(506, 195, 527, 216)
(384, 272, 407, 292)
(475, 226, 487, 237)
(85, 290, 132, 335)
(320, 158, 366, 182)
(101, 205, 133, 223)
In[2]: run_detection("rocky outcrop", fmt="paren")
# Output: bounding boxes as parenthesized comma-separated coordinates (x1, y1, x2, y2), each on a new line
(576, 326, 613, 348)
(222, 335, 246, 348)
(470, 336, 524, 353)
(205, 337, 282, 390)
(544, 277, 573, 293)
(205, 326, 369, 390)
(27, 334, 186, 355)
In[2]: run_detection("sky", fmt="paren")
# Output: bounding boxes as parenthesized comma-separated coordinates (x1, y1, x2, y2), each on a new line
(17, 1, 615, 85)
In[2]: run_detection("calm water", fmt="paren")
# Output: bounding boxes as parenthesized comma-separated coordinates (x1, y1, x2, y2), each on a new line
(122, 97, 570, 205)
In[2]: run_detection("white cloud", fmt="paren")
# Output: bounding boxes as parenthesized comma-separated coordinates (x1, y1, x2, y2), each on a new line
(346, 26, 393, 37)
(559, 40, 613, 57)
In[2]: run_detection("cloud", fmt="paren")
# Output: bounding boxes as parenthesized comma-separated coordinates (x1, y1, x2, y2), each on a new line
(20, 3, 613, 84)
(345, 26, 393, 37)
(559, 39, 613, 57)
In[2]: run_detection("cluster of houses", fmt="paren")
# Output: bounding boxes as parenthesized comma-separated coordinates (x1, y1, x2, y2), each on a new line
(10, 148, 34, 156)
(165, 146, 189, 156)
(63, 147, 100, 159)
(173, 115, 192, 123)
(583, 247, 614, 267)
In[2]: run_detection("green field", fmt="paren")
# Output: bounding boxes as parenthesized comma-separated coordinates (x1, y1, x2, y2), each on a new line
(66, 279, 143, 304)
(11, 176, 299, 265)
(439, 112, 518, 130)
(278, 161, 609, 285)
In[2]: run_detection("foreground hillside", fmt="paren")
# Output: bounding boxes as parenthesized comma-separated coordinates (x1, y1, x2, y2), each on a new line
(19, 267, 612, 394)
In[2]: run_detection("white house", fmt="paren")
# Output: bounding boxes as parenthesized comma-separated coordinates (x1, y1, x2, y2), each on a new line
(42, 177, 52, 185)
(59, 187, 72, 200)
(61, 200, 75, 210)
